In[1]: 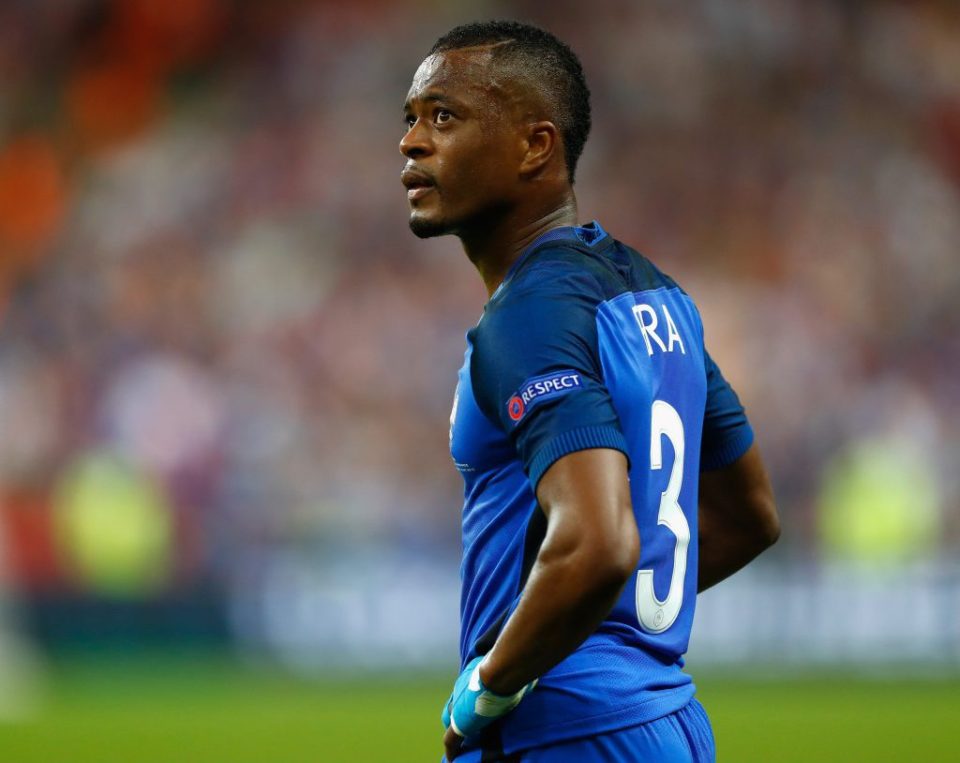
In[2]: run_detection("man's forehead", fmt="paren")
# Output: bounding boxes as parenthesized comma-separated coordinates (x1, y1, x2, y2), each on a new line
(405, 48, 498, 105)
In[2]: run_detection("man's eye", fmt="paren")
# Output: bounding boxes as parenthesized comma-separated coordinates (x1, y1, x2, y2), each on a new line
(436, 109, 453, 124)
(404, 114, 416, 128)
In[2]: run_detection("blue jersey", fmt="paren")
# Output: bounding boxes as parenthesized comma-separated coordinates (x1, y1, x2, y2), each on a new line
(449, 221, 753, 757)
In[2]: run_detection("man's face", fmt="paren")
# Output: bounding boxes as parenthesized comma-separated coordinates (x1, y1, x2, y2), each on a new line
(400, 49, 523, 238)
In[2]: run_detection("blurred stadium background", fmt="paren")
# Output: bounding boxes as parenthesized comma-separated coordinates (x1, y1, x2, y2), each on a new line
(0, 0, 958, 760)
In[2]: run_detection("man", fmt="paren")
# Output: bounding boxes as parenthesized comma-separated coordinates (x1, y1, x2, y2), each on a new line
(400, 20, 780, 763)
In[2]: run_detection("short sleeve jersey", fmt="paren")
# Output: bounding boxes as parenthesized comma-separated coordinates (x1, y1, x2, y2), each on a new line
(449, 221, 754, 756)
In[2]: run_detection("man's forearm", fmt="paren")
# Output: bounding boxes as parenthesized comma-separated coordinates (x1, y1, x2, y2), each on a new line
(477, 448, 637, 697)
(479, 534, 633, 695)
(697, 502, 779, 592)
(697, 528, 767, 592)
(696, 446, 780, 593)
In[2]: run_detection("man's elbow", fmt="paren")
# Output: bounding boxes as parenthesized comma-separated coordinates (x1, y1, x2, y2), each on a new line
(752, 493, 781, 551)
(584, 516, 640, 593)
(612, 522, 641, 584)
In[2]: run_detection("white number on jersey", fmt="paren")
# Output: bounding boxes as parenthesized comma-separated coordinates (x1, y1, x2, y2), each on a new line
(636, 400, 691, 633)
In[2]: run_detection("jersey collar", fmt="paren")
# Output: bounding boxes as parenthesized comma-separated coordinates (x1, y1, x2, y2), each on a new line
(490, 220, 609, 302)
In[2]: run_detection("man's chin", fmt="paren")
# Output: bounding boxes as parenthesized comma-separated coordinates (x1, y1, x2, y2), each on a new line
(408, 212, 449, 239)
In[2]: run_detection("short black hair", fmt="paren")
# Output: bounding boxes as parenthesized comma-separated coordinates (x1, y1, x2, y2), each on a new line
(429, 20, 591, 183)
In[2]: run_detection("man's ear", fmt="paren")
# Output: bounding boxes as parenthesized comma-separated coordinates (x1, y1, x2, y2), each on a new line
(519, 121, 560, 176)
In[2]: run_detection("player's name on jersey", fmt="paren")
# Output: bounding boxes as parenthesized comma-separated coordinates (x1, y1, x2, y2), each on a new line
(632, 302, 687, 357)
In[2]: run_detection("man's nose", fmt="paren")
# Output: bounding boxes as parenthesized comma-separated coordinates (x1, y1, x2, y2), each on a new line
(399, 119, 432, 158)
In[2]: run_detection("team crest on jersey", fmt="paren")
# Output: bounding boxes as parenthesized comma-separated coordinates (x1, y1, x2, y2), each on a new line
(506, 370, 582, 425)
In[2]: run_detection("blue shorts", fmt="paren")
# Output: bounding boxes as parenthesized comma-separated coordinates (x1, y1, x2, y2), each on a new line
(448, 698, 715, 763)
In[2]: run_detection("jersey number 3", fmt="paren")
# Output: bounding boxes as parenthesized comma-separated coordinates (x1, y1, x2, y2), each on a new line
(636, 400, 691, 634)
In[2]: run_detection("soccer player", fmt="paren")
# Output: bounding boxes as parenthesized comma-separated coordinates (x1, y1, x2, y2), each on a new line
(400, 21, 780, 763)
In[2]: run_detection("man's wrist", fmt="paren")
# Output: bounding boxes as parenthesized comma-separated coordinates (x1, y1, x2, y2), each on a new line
(442, 654, 539, 739)
(478, 653, 525, 696)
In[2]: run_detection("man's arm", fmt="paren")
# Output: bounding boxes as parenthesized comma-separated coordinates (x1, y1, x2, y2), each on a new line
(443, 447, 635, 760)
(478, 447, 638, 694)
(697, 443, 780, 592)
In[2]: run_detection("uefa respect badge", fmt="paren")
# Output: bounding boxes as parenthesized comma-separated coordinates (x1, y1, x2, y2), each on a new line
(506, 369, 582, 425)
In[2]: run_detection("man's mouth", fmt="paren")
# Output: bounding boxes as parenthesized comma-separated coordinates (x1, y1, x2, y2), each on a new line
(407, 185, 434, 201)
(401, 168, 436, 201)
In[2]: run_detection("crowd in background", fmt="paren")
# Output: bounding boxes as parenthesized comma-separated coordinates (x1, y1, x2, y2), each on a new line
(0, 0, 958, 641)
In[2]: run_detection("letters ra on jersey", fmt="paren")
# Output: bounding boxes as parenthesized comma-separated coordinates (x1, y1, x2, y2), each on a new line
(632, 303, 686, 357)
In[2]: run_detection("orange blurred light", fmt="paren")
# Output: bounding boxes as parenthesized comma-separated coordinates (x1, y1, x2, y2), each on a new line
(66, 62, 161, 151)
(0, 135, 66, 250)
(0, 488, 64, 592)
(113, 0, 228, 75)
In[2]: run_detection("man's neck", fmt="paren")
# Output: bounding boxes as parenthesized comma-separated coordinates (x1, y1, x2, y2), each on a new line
(459, 197, 579, 298)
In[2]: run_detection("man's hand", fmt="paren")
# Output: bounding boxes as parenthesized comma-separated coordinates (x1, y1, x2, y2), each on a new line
(440, 656, 537, 760)
(443, 725, 464, 763)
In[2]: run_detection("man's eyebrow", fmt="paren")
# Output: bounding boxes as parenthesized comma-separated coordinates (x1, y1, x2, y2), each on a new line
(402, 92, 467, 113)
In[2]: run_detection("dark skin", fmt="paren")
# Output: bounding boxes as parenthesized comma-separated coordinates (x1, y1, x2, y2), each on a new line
(400, 48, 779, 762)
(698, 443, 780, 592)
